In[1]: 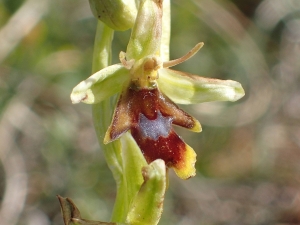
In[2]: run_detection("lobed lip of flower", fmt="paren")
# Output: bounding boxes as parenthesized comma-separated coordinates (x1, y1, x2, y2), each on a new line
(70, 43, 245, 179)
(102, 83, 201, 179)
(71, 0, 245, 179)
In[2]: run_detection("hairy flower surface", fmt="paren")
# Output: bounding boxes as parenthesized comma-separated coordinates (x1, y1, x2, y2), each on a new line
(104, 84, 200, 179)
(71, 0, 245, 179)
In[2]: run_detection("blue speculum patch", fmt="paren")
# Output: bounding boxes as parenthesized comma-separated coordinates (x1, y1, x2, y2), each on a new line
(139, 111, 173, 140)
(106, 85, 198, 174)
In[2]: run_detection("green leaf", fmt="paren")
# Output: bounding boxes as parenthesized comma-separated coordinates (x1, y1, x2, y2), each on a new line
(111, 133, 147, 222)
(158, 68, 245, 104)
(121, 133, 147, 201)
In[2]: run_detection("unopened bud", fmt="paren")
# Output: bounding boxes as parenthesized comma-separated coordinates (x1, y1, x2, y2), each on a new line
(89, 0, 138, 31)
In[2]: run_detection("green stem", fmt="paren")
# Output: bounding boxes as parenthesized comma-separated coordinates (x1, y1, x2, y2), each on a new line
(91, 22, 123, 182)
(91, 21, 146, 223)
(91, 21, 125, 220)
(91, 0, 171, 223)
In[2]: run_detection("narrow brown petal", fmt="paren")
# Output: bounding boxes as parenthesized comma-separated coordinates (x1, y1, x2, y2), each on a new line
(104, 91, 132, 144)
(157, 90, 201, 132)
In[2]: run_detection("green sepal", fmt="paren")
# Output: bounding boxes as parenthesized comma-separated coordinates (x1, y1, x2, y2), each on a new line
(126, 159, 166, 225)
(158, 68, 245, 104)
(160, 0, 170, 61)
(89, 0, 137, 31)
(126, 0, 163, 60)
(71, 65, 130, 104)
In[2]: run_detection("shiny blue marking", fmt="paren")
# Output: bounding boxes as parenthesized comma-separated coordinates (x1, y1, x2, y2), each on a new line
(139, 111, 172, 140)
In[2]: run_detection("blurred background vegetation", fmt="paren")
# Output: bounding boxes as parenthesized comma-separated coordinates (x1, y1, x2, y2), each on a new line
(1, 0, 300, 224)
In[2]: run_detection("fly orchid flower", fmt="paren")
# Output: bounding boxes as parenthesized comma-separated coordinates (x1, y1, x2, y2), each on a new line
(71, 0, 245, 179)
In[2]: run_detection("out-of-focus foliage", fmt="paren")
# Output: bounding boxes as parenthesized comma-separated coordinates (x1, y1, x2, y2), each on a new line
(1, 0, 300, 224)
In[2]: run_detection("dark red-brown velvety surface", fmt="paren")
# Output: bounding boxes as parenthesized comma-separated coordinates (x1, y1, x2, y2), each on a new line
(131, 128, 185, 166)
(121, 87, 196, 129)
(127, 87, 186, 166)
(108, 86, 196, 168)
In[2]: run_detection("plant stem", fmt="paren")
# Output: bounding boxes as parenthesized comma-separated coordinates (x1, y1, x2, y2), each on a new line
(91, 22, 125, 221)
(91, 21, 146, 223)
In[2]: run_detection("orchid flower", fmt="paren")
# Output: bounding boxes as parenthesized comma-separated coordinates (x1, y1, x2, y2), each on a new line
(71, 0, 244, 180)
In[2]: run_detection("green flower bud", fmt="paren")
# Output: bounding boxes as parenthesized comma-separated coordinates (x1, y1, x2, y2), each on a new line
(126, 159, 166, 225)
(89, 0, 138, 31)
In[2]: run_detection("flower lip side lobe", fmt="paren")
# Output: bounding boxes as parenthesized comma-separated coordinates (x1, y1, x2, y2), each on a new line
(71, 0, 245, 180)
(70, 39, 245, 179)
(104, 84, 200, 179)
